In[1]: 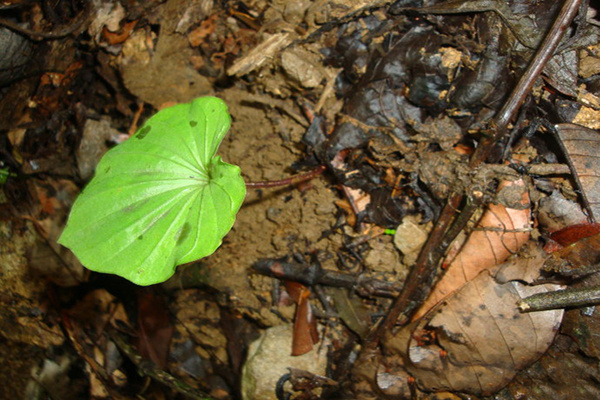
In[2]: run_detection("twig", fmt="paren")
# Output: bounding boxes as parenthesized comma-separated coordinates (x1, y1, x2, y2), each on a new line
(485, 163, 571, 176)
(253, 257, 402, 298)
(518, 285, 600, 312)
(364, 191, 466, 343)
(108, 326, 215, 400)
(315, 68, 341, 113)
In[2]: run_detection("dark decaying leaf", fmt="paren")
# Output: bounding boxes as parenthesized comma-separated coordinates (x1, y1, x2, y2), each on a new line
(390, 0, 560, 49)
(323, 25, 450, 160)
(381, 246, 563, 396)
(135, 289, 174, 369)
(554, 123, 600, 222)
(328, 287, 370, 338)
(543, 50, 578, 97)
(0, 27, 34, 88)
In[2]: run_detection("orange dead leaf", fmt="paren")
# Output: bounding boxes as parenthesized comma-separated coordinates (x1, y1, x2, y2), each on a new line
(102, 19, 138, 45)
(102, 20, 138, 45)
(453, 143, 474, 155)
(414, 179, 531, 319)
(188, 15, 218, 47)
(39, 61, 83, 88)
(33, 182, 58, 215)
(335, 198, 356, 226)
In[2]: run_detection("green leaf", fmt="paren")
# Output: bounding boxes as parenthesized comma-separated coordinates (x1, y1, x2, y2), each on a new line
(59, 97, 246, 286)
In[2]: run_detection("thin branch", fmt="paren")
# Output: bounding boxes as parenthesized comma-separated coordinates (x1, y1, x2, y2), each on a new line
(472, 0, 584, 166)
(0, 4, 90, 41)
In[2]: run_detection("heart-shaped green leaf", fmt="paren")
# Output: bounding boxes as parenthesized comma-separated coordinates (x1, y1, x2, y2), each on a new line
(59, 97, 246, 285)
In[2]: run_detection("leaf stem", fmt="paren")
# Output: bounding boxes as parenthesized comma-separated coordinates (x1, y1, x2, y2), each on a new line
(245, 165, 326, 189)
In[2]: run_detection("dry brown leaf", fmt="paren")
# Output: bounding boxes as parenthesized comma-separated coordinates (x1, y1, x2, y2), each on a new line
(382, 246, 564, 396)
(414, 179, 531, 318)
(28, 178, 85, 286)
(554, 123, 600, 222)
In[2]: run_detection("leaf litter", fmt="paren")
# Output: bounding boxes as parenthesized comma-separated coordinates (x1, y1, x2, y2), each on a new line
(1, 0, 600, 399)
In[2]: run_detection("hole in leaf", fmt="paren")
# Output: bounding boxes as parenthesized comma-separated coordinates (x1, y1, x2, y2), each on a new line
(137, 125, 151, 139)
(177, 222, 191, 244)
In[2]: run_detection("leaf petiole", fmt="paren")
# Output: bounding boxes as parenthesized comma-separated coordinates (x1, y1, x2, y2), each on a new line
(245, 165, 326, 189)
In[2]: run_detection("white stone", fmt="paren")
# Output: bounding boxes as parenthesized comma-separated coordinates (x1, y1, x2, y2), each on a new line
(241, 325, 328, 400)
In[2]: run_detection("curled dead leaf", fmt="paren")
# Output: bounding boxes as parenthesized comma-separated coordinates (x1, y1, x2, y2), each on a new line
(285, 281, 319, 356)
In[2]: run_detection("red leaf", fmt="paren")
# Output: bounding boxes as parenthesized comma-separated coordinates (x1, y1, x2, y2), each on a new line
(548, 222, 600, 248)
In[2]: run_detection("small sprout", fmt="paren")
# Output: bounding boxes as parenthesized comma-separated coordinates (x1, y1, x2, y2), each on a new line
(0, 167, 16, 184)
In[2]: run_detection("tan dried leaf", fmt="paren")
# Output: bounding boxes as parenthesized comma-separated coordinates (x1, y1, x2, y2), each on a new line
(555, 123, 600, 220)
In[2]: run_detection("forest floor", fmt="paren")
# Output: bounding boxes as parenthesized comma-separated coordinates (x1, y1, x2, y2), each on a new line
(1, 0, 600, 399)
